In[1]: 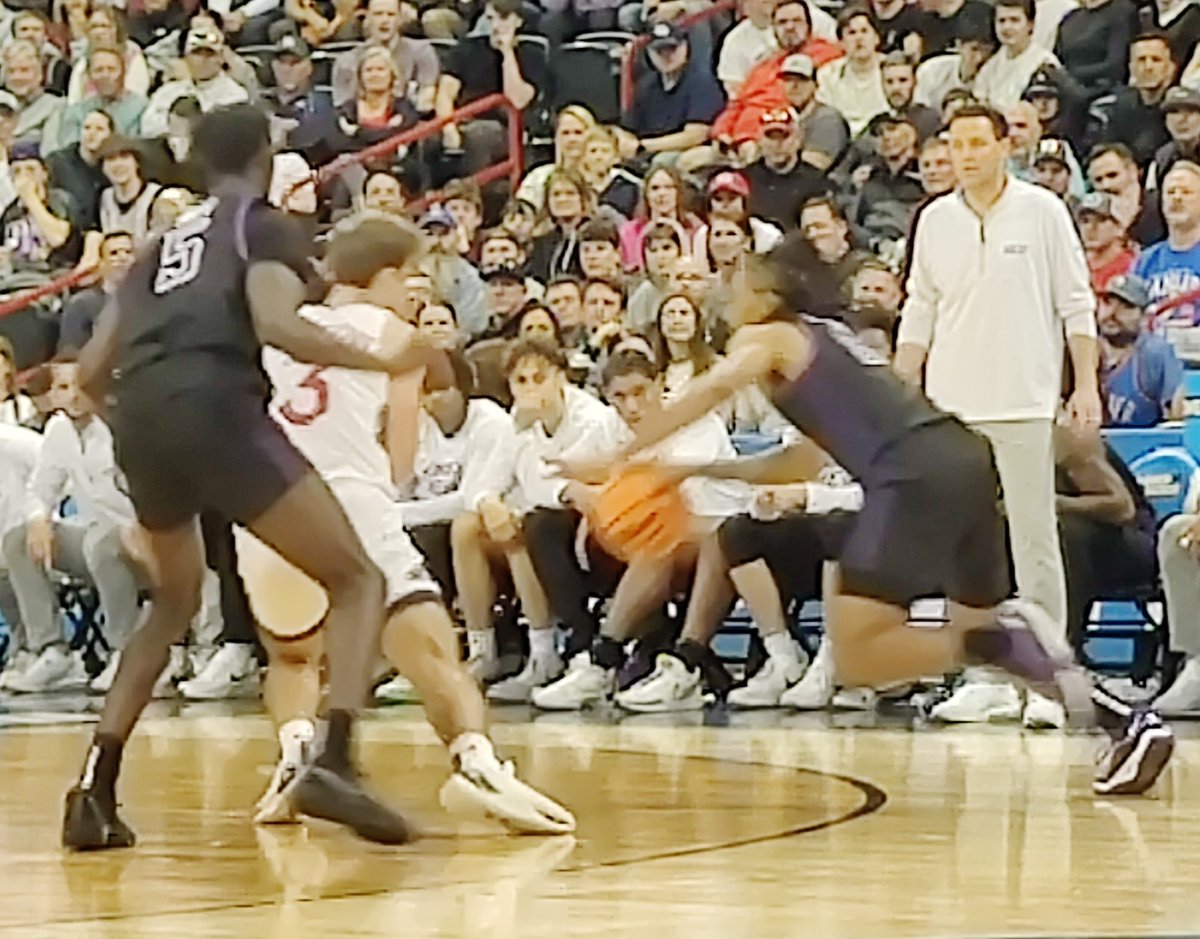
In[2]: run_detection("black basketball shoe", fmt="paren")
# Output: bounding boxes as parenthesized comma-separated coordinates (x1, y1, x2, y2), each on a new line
(62, 787, 136, 851)
(292, 765, 413, 845)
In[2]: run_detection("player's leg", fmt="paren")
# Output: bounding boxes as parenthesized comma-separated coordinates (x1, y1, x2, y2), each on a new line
(450, 511, 505, 680)
(243, 471, 410, 845)
(64, 517, 206, 850)
(380, 597, 575, 833)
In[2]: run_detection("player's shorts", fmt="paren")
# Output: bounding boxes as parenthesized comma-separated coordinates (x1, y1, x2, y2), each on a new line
(237, 479, 442, 640)
(837, 421, 1011, 609)
(111, 381, 310, 532)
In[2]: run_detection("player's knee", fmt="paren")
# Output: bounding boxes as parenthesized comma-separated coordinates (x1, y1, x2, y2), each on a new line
(265, 632, 321, 669)
(450, 511, 485, 551)
(154, 570, 203, 623)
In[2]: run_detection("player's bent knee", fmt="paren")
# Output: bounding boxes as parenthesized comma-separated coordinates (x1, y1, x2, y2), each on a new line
(262, 629, 323, 669)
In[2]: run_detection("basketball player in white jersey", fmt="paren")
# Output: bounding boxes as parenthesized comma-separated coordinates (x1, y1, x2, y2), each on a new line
(244, 214, 574, 835)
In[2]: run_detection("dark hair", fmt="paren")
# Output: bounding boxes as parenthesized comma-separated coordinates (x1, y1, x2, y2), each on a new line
(643, 220, 684, 250)
(583, 276, 624, 302)
(578, 217, 620, 246)
(800, 194, 848, 223)
(947, 103, 1008, 139)
(325, 216, 424, 287)
(772, 0, 812, 28)
(653, 292, 717, 375)
(100, 229, 133, 249)
(994, 0, 1035, 24)
(428, 348, 475, 395)
(418, 300, 458, 323)
(1132, 30, 1174, 52)
(546, 274, 582, 295)
(836, 4, 877, 38)
(191, 104, 270, 178)
(504, 338, 567, 377)
(706, 215, 753, 269)
(82, 106, 115, 130)
(442, 177, 483, 212)
(757, 232, 847, 321)
(487, 0, 524, 18)
(1087, 142, 1136, 168)
(516, 302, 564, 346)
(97, 134, 140, 164)
(602, 347, 659, 387)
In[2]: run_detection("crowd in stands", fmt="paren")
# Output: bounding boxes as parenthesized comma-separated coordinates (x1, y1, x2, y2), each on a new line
(3, 0, 1200, 720)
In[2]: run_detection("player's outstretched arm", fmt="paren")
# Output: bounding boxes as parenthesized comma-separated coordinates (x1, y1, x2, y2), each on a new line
(78, 297, 121, 402)
(663, 439, 831, 486)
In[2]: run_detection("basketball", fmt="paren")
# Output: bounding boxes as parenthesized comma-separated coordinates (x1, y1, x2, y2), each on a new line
(232, 527, 329, 640)
(590, 464, 691, 561)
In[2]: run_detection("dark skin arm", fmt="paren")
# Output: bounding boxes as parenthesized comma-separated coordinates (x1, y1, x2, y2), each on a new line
(1055, 428, 1136, 525)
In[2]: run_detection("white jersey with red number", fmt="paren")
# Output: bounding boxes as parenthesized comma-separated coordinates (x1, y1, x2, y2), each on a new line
(263, 302, 394, 493)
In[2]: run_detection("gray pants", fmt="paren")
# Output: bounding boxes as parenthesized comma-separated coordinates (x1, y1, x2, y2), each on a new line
(1159, 514, 1200, 656)
(3, 521, 142, 655)
(971, 419, 1068, 637)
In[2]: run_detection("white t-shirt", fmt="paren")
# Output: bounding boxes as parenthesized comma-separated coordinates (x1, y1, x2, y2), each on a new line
(0, 424, 40, 537)
(264, 302, 395, 493)
(403, 398, 517, 527)
(973, 43, 1059, 110)
(1034, 0, 1078, 50)
(816, 58, 889, 137)
(717, 19, 779, 87)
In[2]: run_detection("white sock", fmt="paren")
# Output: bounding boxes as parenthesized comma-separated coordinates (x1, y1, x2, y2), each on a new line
(763, 632, 800, 665)
(278, 718, 315, 764)
(449, 731, 496, 768)
(529, 628, 557, 660)
(467, 630, 496, 662)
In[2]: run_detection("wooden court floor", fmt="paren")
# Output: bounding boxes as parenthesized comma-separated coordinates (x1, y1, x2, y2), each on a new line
(2, 702, 1200, 939)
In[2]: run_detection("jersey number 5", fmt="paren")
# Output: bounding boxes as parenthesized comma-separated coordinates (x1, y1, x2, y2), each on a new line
(279, 367, 329, 426)
(153, 230, 206, 295)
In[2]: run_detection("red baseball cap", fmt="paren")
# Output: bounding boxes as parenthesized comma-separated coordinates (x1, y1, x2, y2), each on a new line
(708, 171, 750, 198)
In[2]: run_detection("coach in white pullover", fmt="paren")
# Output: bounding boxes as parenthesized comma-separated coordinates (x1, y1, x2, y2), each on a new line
(896, 103, 1099, 728)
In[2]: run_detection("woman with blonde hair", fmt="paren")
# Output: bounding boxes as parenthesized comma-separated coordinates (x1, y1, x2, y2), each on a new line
(515, 105, 596, 210)
(324, 44, 418, 161)
(67, 6, 150, 103)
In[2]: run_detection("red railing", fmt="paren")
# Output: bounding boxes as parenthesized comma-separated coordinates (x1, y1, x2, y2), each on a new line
(619, 0, 739, 113)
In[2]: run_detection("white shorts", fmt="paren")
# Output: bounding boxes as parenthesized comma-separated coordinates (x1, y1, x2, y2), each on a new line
(331, 480, 442, 608)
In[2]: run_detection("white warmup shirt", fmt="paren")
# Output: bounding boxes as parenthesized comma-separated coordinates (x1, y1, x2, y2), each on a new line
(898, 178, 1097, 423)
(0, 424, 41, 537)
(263, 302, 395, 492)
(972, 43, 1059, 110)
(26, 414, 135, 531)
(402, 399, 517, 528)
(508, 385, 626, 514)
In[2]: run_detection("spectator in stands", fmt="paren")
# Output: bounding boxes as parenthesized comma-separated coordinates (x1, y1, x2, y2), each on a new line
(13, 11, 70, 98)
(417, 302, 463, 349)
(711, 2, 844, 157)
(402, 354, 517, 602)
(0, 338, 36, 425)
(127, 0, 192, 52)
(582, 276, 626, 338)
(332, 0, 440, 110)
(545, 276, 585, 340)
(95, 136, 161, 251)
(140, 26, 250, 137)
(501, 196, 538, 243)
(692, 170, 783, 260)
(283, 0, 363, 47)
(46, 109, 111, 234)
(324, 44, 420, 162)
(1149, 0, 1200, 67)
(914, 0, 992, 59)
(850, 256, 903, 324)
(539, 0, 623, 45)
(513, 303, 561, 345)
(816, 7, 888, 137)
(916, 132, 955, 197)
(57, 230, 134, 354)
(1006, 100, 1084, 195)
(775, 54, 850, 171)
(799, 195, 868, 291)
(1096, 273, 1185, 425)
(626, 21, 726, 157)
(436, 0, 543, 174)
(457, 340, 624, 695)
(913, 12, 996, 112)
(57, 48, 146, 150)
(1, 141, 80, 274)
(361, 169, 407, 213)
(480, 226, 526, 269)
(706, 215, 752, 303)
(5, 41, 64, 149)
(1103, 32, 1176, 165)
(578, 217, 623, 282)
(1023, 69, 1087, 155)
(421, 204, 490, 338)
(1032, 140, 1078, 197)
(880, 52, 941, 138)
(716, 0, 784, 99)
(744, 108, 835, 231)
(266, 33, 335, 161)
(625, 218, 684, 330)
(444, 177, 485, 261)
(578, 125, 641, 220)
(529, 168, 592, 282)
(181, 12, 265, 98)
(850, 112, 925, 246)
(479, 259, 530, 338)
(871, 0, 925, 54)
(653, 292, 716, 396)
(1053, 0, 1137, 99)
(1149, 85, 1200, 188)
(1134, 159, 1200, 325)
(517, 106, 596, 212)
(972, 0, 1059, 109)
(1088, 143, 1166, 246)
(1055, 422, 1159, 656)
(1076, 191, 1137, 291)
(4, 361, 144, 694)
(216, 0, 292, 47)
(67, 7, 150, 105)
(618, 165, 699, 270)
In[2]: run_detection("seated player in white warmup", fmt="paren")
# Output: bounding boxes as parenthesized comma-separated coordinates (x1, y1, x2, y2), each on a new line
(245, 214, 574, 835)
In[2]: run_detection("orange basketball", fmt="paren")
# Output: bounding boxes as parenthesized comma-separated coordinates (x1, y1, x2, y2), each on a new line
(590, 465, 691, 561)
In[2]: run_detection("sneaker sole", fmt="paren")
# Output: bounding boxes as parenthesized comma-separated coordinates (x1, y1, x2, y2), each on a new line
(931, 706, 1022, 724)
(439, 773, 575, 835)
(615, 693, 709, 713)
(1093, 727, 1175, 796)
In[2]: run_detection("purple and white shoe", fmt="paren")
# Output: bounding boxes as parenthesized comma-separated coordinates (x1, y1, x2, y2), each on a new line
(1093, 709, 1174, 796)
